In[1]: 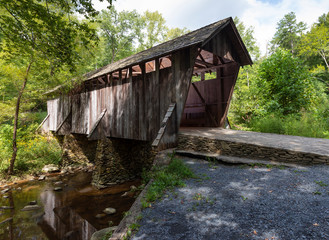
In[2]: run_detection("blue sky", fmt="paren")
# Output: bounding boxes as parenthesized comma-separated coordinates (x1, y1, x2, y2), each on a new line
(94, 0, 329, 55)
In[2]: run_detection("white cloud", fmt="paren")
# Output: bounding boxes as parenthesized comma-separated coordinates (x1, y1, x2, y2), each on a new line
(93, 0, 329, 56)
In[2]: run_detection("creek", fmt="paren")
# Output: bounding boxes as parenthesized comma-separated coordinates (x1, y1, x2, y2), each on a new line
(0, 171, 140, 240)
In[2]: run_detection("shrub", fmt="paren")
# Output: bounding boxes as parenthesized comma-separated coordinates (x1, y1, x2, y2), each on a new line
(0, 121, 62, 175)
(250, 114, 285, 134)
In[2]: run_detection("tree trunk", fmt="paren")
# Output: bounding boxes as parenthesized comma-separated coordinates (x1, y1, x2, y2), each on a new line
(319, 50, 329, 70)
(7, 61, 33, 175)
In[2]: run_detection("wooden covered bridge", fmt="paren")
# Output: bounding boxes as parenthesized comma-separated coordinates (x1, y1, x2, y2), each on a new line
(42, 17, 252, 150)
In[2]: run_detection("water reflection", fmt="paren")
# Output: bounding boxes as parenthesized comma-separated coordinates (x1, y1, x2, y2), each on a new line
(0, 172, 140, 240)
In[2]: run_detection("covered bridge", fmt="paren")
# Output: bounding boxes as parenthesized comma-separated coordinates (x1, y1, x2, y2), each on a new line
(42, 17, 252, 150)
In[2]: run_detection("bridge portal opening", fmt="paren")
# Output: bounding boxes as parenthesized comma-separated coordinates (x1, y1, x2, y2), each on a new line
(180, 49, 239, 129)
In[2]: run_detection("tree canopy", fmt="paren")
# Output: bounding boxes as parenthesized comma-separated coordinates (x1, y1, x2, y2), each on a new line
(270, 12, 306, 54)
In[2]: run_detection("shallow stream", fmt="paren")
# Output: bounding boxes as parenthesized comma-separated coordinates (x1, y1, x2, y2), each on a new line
(0, 171, 140, 240)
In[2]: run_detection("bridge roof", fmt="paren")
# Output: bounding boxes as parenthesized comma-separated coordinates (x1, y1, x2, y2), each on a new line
(84, 17, 252, 81)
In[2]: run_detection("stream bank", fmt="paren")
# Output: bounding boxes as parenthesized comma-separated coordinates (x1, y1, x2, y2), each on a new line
(0, 167, 141, 240)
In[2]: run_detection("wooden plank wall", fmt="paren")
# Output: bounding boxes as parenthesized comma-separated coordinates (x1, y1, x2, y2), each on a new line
(47, 46, 199, 143)
(181, 64, 239, 127)
(47, 98, 59, 131)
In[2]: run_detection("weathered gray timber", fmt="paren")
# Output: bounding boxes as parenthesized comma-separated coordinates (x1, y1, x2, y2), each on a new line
(42, 17, 252, 149)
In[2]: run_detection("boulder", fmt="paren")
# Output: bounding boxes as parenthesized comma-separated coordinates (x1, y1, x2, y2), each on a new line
(54, 187, 62, 191)
(29, 200, 37, 205)
(90, 226, 117, 240)
(38, 175, 46, 181)
(130, 185, 137, 191)
(54, 181, 63, 185)
(95, 213, 106, 219)
(21, 205, 41, 211)
(42, 164, 60, 173)
(1, 188, 10, 194)
(0, 206, 14, 210)
(103, 207, 116, 215)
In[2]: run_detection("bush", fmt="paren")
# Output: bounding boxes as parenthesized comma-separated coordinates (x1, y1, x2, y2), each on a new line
(0, 121, 62, 175)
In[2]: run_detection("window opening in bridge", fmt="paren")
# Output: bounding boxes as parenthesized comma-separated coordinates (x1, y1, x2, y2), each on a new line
(131, 65, 142, 77)
(145, 60, 155, 73)
(159, 55, 172, 69)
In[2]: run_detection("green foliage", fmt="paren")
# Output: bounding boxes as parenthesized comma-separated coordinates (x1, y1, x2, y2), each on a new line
(96, 7, 143, 66)
(141, 10, 167, 50)
(249, 111, 329, 138)
(298, 23, 329, 70)
(164, 27, 189, 41)
(257, 48, 316, 115)
(143, 157, 194, 204)
(317, 12, 329, 27)
(234, 17, 260, 60)
(229, 64, 261, 128)
(310, 66, 329, 95)
(0, 122, 61, 175)
(270, 12, 307, 54)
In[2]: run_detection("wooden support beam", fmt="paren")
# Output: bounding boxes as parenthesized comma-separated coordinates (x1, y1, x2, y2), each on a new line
(119, 69, 122, 81)
(201, 72, 205, 81)
(191, 83, 218, 126)
(195, 59, 215, 68)
(36, 114, 50, 132)
(193, 61, 236, 75)
(159, 58, 164, 69)
(198, 52, 207, 63)
(98, 77, 105, 84)
(152, 103, 176, 147)
(55, 111, 71, 134)
(87, 109, 107, 138)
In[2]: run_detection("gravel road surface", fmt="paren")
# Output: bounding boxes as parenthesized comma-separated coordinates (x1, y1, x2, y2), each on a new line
(132, 158, 329, 240)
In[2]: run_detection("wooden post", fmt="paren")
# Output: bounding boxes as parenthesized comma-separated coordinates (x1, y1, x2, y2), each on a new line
(201, 72, 205, 81)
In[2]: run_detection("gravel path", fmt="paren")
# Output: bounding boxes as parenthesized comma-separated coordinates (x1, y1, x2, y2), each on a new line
(132, 158, 329, 240)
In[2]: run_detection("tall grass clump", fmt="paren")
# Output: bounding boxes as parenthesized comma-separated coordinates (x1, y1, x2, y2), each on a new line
(142, 156, 194, 205)
(249, 110, 329, 139)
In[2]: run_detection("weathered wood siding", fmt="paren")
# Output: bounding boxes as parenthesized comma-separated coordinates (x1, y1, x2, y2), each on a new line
(47, 98, 59, 131)
(47, 46, 199, 142)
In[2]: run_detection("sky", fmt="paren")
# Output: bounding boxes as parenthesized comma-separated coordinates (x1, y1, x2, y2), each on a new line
(93, 0, 329, 55)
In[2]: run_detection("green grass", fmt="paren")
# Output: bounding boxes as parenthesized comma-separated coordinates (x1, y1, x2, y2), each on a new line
(248, 112, 329, 139)
(142, 155, 194, 207)
(315, 181, 328, 187)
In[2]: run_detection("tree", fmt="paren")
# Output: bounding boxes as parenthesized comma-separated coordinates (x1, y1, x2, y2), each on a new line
(257, 48, 316, 115)
(317, 12, 329, 27)
(140, 10, 167, 50)
(298, 24, 329, 70)
(234, 17, 260, 60)
(96, 7, 143, 66)
(0, 0, 112, 175)
(164, 27, 189, 41)
(270, 12, 306, 54)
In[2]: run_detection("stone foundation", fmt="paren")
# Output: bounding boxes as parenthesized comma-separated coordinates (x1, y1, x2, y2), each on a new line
(59, 134, 98, 166)
(92, 138, 156, 188)
(177, 134, 329, 165)
(56, 134, 156, 188)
